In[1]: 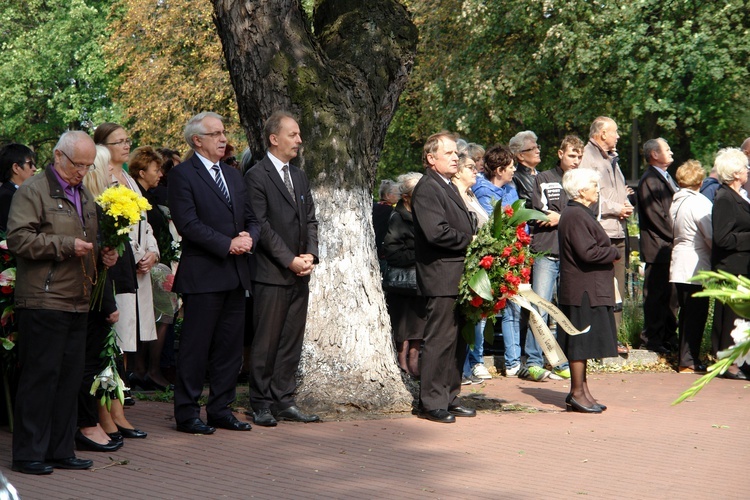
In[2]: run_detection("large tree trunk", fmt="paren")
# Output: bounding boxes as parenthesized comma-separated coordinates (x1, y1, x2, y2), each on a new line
(211, 0, 418, 412)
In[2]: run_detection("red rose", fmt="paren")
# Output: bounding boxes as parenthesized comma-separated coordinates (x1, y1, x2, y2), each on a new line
(502, 246, 513, 258)
(494, 298, 507, 312)
(520, 267, 531, 282)
(163, 274, 175, 292)
(479, 255, 494, 269)
(1, 286, 12, 294)
(514, 241, 523, 250)
(499, 284, 509, 294)
(470, 296, 484, 307)
(504, 205, 514, 216)
(508, 256, 518, 266)
(528, 257, 534, 265)
(516, 225, 531, 244)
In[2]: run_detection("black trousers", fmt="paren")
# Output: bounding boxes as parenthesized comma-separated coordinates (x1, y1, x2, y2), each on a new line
(419, 296, 465, 411)
(13, 309, 86, 462)
(640, 262, 678, 349)
(77, 312, 110, 428)
(173, 288, 245, 423)
(249, 281, 309, 411)
(675, 283, 709, 368)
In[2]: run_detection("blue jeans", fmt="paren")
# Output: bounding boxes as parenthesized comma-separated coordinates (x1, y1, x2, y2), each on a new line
(525, 256, 568, 369)
(502, 301, 522, 369)
(464, 319, 486, 376)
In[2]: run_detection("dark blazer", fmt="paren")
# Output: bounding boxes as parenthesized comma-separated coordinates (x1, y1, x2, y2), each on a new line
(558, 201, 620, 307)
(244, 155, 319, 285)
(637, 165, 677, 263)
(168, 155, 260, 293)
(411, 168, 474, 297)
(712, 184, 750, 275)
(383, 200, 416, 268)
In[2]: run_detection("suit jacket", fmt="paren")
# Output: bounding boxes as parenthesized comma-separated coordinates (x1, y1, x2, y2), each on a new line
(244, 155, 319, 286)
(712, 184, 750, 275)
(168, 155, 260, 294)
(411, 168, 474, 297)
(0, 181, 17, 232)
(558, 201, 620, 307)
(637, 165, 677, 263)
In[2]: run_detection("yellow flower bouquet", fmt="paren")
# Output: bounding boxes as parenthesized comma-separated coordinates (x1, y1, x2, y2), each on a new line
(91, 185, 151, 309)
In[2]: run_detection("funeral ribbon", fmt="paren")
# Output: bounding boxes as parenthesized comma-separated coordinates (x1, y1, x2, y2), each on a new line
(508, 283, 589, 367)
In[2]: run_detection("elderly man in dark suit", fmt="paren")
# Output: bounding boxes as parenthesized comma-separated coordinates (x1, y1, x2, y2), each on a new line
(170, 112, 260, 434)
(637, 138, 678, 354)
(244, 111, 320, 427)
(411, 132, 476, 424)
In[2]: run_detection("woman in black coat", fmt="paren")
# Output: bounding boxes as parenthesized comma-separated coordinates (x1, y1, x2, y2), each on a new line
(383, 172, 425, 377)
(558, 168, 620, 413)
(711, 148, 750, 380)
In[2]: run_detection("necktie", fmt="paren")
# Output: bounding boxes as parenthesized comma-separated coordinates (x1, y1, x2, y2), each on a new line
(282, 165, 295, 197)
(211, 165, 231, 203)
(665, 171, 679, 191)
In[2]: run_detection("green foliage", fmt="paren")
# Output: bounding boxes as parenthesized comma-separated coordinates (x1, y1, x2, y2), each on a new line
(382, 0, 750, 182)
(0, 0, 121, 161)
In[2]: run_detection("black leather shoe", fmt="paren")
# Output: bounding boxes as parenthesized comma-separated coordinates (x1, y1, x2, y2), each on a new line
(116, 424, 147, 439)
(128, 372, 154, 391)
(447, 405, 476, 417)
(176, 417, 216, 435)
(252, 408, 278, 427)
(207, 414, 252, 431)
(566, 395, 602, 414)
(11, 460, 53, 475)
(722, 369, 749, 380)
(108, 432, 124, 444)
(75, 430, 123, 452)
(418, 409, 456, 423)
(49, 457, 93, 470)
(273, 405, 320, 423)
(594, 402, 607, 411)
(646, 345, 670, 355)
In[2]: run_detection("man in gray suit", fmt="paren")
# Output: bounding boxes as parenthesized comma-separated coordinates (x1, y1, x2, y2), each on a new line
(411, 132, 476, 424)
(245, 111, 320, 426)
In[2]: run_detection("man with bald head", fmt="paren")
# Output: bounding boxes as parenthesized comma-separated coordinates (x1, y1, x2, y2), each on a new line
(8, 131, 118, 474)
(580, 117, 633, 342)
(411, 132, 476, 423)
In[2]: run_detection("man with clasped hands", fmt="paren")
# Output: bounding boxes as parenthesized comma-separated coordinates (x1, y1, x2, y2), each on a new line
(411, 131, 477, 424)
(170, 112, 260, 435)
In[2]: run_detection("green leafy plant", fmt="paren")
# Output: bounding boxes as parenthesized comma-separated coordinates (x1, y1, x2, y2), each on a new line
(673, 271, 750, 404)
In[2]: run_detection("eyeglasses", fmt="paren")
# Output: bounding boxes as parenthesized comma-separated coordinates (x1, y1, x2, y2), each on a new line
(520, 144, 540, 153)
(59, 149, 95, 172)
(104, 138, 132, 147)
(199, 130, 226, 138)
(22, 160, 37, 170)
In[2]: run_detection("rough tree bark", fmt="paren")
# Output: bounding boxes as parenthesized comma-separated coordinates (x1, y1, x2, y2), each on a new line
(211, 0, 419, 413)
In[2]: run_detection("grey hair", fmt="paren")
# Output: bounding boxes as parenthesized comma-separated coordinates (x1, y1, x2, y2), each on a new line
(589, 116, 615, 139)
(643, 138, 665, 163)
(54, 130, 94, 155)
(508, 130, 537, 156)
(397, 172, 422, 197)
(715, 147, 748, 185)
(562, 167, 601, 199)
(456, 138, 469, 156)
(183, 112, 224, 148)
(466, 143, 485, 162)
(378, 179, 398, 200)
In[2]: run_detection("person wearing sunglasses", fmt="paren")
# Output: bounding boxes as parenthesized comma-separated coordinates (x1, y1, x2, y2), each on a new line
(0, 143, 37, 232)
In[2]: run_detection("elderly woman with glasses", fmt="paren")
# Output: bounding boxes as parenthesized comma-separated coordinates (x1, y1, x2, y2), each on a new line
(711, 148, 750, 380)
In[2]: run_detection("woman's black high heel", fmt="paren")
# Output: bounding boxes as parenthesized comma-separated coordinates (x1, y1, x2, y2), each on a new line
(565, 394, 602, 414)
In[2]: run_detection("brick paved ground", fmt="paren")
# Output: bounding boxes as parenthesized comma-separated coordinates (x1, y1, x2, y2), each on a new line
(1, 372, 747, 499)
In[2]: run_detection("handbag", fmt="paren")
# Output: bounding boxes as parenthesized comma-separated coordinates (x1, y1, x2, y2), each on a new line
(383, 265, 417, 295)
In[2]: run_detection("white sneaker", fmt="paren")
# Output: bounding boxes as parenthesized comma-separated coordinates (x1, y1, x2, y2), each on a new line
(472, 364, 492, 379)
(505, 364, 521, 377)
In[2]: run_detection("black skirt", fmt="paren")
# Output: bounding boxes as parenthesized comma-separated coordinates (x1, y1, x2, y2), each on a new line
(559, 292, 617, 360)
(386, 294, 427, 343)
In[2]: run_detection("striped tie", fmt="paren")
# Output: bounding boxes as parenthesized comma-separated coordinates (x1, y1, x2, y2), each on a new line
(282, 165, 294, 197)
(211, 165, 231, 203)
